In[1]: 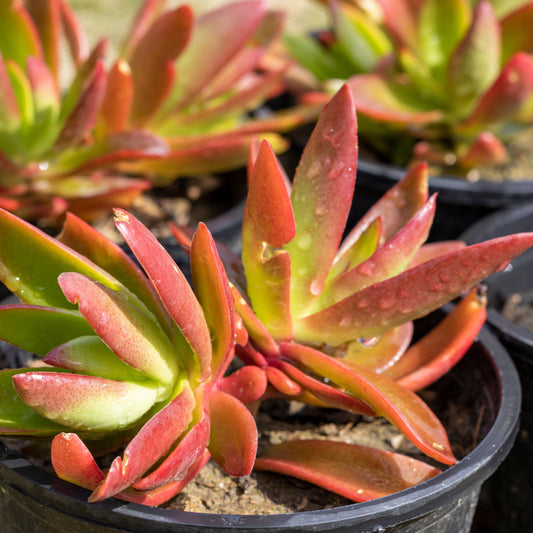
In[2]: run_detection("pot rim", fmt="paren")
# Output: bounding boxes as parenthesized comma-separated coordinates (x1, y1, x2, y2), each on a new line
(357, 158, 533, 207)
(0, 313, 520, 531)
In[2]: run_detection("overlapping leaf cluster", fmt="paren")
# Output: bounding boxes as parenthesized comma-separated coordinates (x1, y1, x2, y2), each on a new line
(0, 85, 531, 505)
(0, 207, 265, 505)
(0, 0, 319, 223)
(285, 0, 533, 176)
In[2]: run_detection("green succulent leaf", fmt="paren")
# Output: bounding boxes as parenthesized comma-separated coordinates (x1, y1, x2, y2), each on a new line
(327, 217, 381, 282)
(13, 371, 160, 432)
(0, 207, 123, 308)
(44, 335, 156, 385)
(0, 304, 93, 356)
(334, 4, 392, 73)
(0, 1, 42, 68)
(0, 368, 69, 436)
(447, 1, 501, 114)
(285, 85, 358, 318)
(58, 272, 179, 388)
(418, 0, 471, 72)
(283, 33, 355, 82)
(347, 74, 444, 125)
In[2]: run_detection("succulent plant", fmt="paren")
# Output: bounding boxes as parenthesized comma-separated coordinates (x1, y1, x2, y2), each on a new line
(0, 0, 159, 223)
(285, 0, 533, 178)
(0, 207, 266, 505)
(1, 0, 320, 224)
(96, 0, 322, 184)
(174, 84, 533, 501)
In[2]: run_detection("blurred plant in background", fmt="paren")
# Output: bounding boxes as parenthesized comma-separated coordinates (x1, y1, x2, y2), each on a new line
(285, 0, 533, 179)
(0, 0, 320, 226)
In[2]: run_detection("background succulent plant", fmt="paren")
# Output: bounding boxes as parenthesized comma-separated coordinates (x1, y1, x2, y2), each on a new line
(285, 0, 533, 178)
(0, 0, 320, 225)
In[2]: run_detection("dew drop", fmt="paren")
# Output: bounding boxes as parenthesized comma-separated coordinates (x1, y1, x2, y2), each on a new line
(310, 279, 322, 296)
(357, 336, 381, 348)
(378, 296, 396, 310)
(315, 204, 327, 216)
(357, 261, 375, 277)
(340, 314, 353, 327)
(356, 298, 370, 309)
(297, 232, 313, 250)
(307, 161, 322, 180)
(396, 286, 409, 299)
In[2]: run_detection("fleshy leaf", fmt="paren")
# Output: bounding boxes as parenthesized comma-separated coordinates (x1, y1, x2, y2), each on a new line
(98, 59, 133, 134)
(460, 52, 533, 130)
(58, 272, 178, 388)
(344, 322, 414, 374)
(294, 233, 533, 344)
(128, 5, 193, 125)
(279, 342, 456, 464)
(114, 209, 211, 380)
(0, 368, 69, 435)
(347, 74, 444, 124)
(447, 1, 501, 111)
(383, 287, 487, 391)
(337, 162, 429, 260)
(208, 388, 258, 476)
(166, 0, 267, 111)
(218, 365, 268, 404)
(320, 195, 436, 307)
(284, 84, 358, 318)
(241, 140, 294, 340)
(57, 212, 172, 336)
(190, 223, 234, 378)
(254, 440, 441, 502)
(0, 207, 123, 307)
(88, 381, 194, 500)
(0, 305, 93, 356)
(501, 3, 533, 63)
(52, 432, 105, 489)
(132, 407, 210, 491)
(13, 372, 159, 431)
(44, 336, 154, 383)
(418, 0, 470, 71)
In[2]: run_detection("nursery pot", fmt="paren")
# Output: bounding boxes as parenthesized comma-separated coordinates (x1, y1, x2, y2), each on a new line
(0, 307, 520, 533)
(461, 203, 533, 532)
(351, 158, 533, 242)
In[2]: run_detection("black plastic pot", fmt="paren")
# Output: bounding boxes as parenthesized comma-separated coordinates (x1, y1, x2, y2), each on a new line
(0, 308, 520, 533)
(461, 203, 533, 532)
(351, 159, 533, 242)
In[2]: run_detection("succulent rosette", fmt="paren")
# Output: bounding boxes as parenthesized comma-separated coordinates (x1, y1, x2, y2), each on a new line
(0, 207, 265, 504)
(173, 84, 533, 501)
(285, 0, 533, 174)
